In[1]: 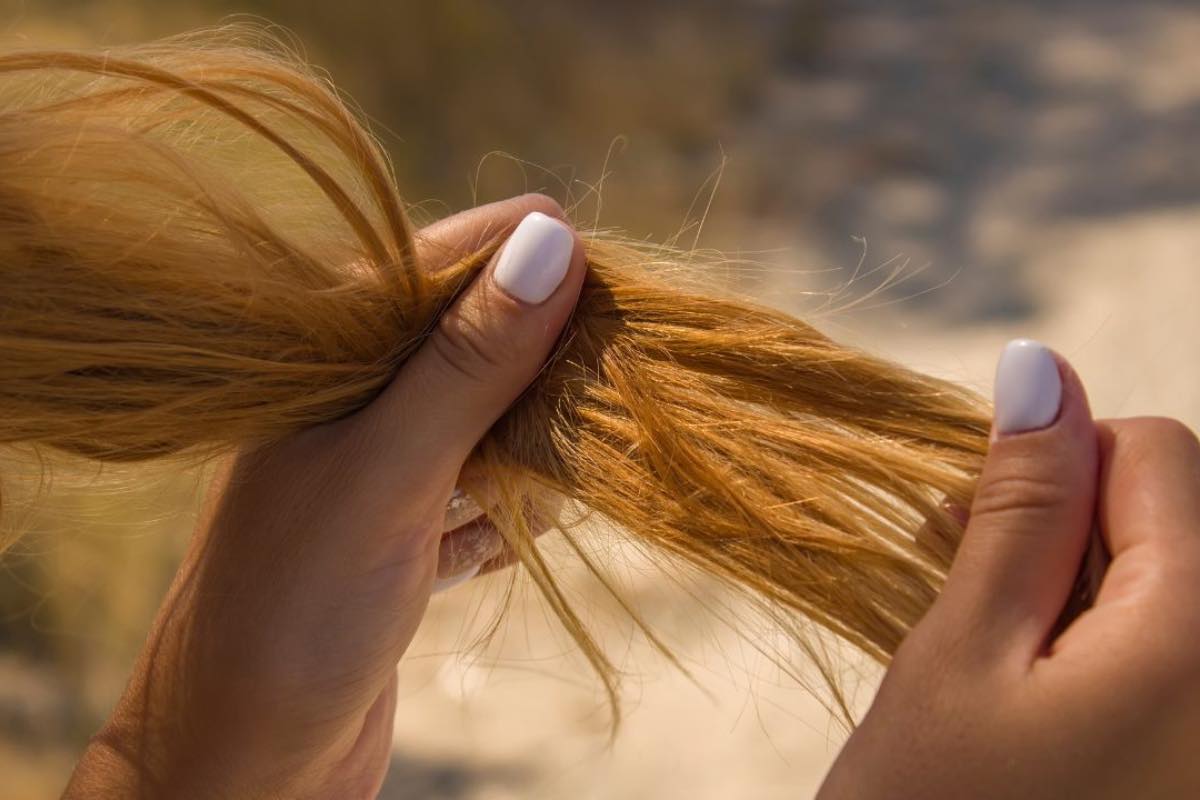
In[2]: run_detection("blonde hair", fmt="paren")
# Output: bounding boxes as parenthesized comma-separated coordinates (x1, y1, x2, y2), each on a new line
(0, 28, 990, 722)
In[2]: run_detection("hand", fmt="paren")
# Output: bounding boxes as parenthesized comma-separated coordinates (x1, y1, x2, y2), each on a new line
(819, 340, 1200, 799)
(64, 194, 587, 799)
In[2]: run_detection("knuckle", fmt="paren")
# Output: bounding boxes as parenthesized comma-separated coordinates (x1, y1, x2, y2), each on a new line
(1113, 417, 1200, 477)
(1131, 416, 1200, 454)
(429, 307, 517, 383)
(971, 471, 1069, 522)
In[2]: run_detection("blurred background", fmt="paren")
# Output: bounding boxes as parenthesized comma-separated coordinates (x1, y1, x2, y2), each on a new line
(2, 0, 1199, 797)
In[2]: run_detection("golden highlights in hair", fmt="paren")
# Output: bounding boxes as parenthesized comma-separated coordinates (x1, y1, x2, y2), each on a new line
(0, 27, 991, 723)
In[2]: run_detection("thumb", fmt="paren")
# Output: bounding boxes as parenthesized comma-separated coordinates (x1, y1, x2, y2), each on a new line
(362, 210, 585, 488)
(938, 340, 1100, 658)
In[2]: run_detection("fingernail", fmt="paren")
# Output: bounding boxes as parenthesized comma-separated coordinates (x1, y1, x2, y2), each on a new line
(432, 562, 481, 594)
(492, 212, 574, 304)
(443, 487, 484, 532)
(993, 339, 1062, 435)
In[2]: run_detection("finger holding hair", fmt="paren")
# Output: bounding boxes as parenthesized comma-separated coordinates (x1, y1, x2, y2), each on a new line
(72, 199, 589, 797)
(326, 199, 585, 601)
(930, 340, 1100, 664)
(1048, 415, 1200, 667)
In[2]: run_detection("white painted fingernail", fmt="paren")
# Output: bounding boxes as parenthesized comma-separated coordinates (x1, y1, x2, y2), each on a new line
(993, 339, 1062, 435)
(432, 562, 481, 594)
(492, 212, 573, 304)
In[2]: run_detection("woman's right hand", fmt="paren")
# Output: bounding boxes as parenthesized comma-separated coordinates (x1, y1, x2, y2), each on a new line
(819, 340, 1200, 799)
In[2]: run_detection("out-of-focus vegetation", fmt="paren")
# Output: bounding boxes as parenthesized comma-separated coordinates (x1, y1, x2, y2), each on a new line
(3, 0, 806, 238)
(4, 0, 1200, 796)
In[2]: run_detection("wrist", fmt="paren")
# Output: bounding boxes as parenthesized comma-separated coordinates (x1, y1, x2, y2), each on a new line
(64, 727, 143, 799)
(64, 715, 280, 800)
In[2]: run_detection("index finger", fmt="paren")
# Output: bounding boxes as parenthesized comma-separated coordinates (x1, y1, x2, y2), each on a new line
(413, 193, 567, 274)
(1097, 417, 1200, 559)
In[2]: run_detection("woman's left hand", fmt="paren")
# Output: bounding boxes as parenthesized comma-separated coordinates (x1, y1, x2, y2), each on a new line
(64, 194, 586, 799)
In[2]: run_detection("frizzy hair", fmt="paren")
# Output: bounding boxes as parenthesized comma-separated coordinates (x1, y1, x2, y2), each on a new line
(0, 28, 991, 721)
